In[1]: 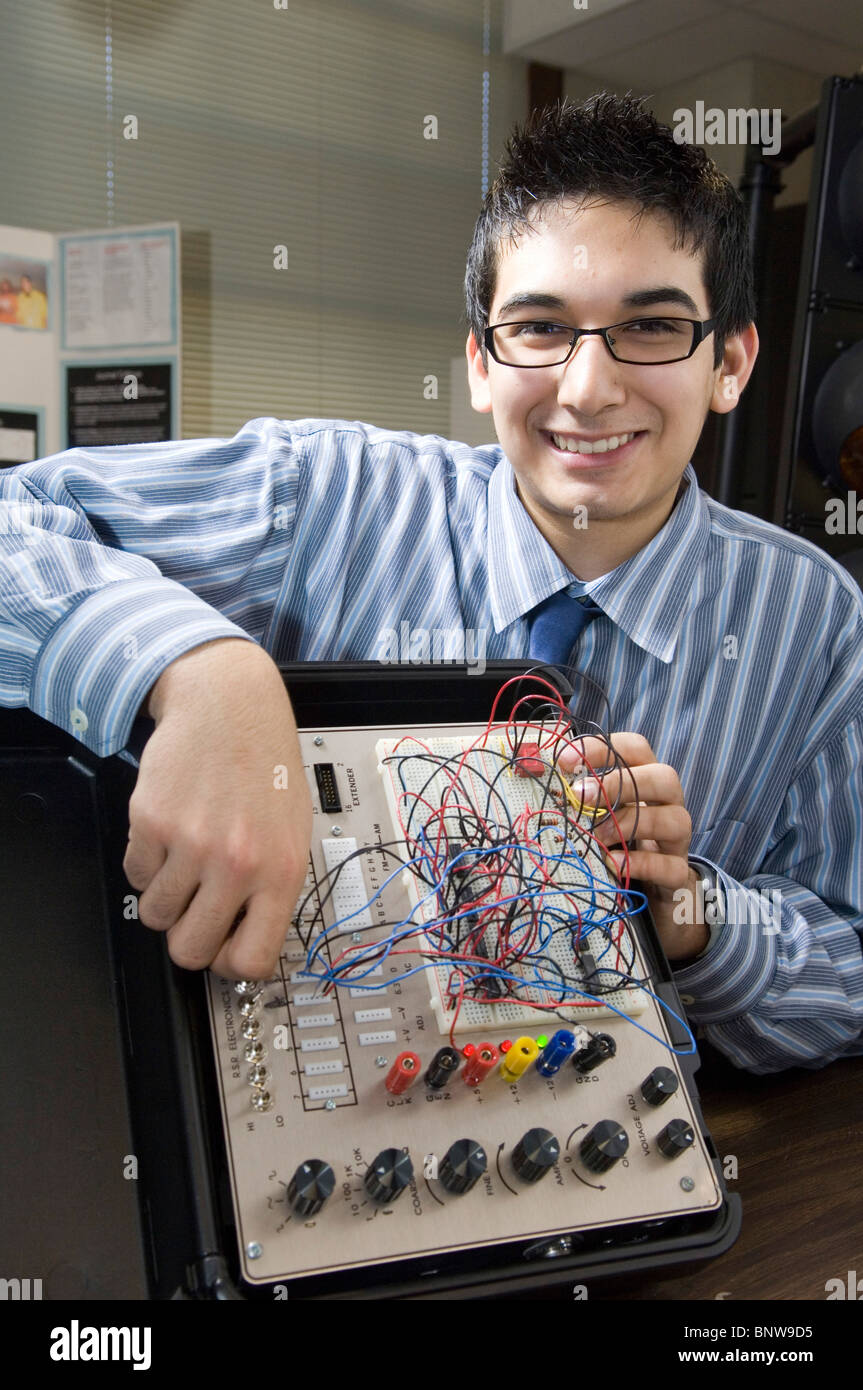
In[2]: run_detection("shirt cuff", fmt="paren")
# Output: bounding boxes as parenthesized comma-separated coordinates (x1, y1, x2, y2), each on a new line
(31, 577, 260, 758)
(670, 855, 777, 1021)
(683, 858, 725, 957)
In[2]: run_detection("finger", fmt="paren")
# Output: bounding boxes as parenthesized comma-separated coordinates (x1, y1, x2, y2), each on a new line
(135, 814, 269, 941)
(573, 763, 684, 810)
(158, 877, 252, 970)
(134, 846, 201, 932)
(606, 847, 692, 891)
(556, 736, 612, 774)
(165, 835, 308, 977)
(592, 804, 691, 853)
(209, 892, 298, 980)
(123, 820, 168, 893)
(556, 731, 656, 773)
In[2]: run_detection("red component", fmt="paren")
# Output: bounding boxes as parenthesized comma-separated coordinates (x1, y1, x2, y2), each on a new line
(385, 1051, 421, 1095)
(462, 1043, 476, 1058)
(513, 743, 545, 777)
(462, 1041, 500, 1086)
(500, 1039, 513, 1053)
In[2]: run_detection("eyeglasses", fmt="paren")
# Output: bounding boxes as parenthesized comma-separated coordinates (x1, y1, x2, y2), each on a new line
(484, 316, 716, 367)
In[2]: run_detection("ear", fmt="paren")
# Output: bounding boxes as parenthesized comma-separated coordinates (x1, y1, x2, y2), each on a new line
(466, 330, 493, 414)
(709, 322, 759, 414)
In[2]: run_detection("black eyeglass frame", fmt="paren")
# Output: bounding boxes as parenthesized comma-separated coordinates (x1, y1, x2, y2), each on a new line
(483, 316, 717, 367)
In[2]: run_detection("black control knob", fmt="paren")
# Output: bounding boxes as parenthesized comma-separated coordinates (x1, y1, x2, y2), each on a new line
(439, 1138, 487, 1195)
(657, 1118, 695, 1159)
(580, 1119, 629, 1173)
(572, 1033, 616, 1073)
(364, 1147, 413, 1204)
(640, 1065, 679, 1106)
(512, 1127, 560, 1183)
(288, 1158, 335, 1217)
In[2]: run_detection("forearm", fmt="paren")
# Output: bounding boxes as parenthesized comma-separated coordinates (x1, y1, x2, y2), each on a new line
(144, 636, 276, 721)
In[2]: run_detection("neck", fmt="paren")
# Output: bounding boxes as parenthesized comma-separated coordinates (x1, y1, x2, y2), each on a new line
(516, 480, 686, 581)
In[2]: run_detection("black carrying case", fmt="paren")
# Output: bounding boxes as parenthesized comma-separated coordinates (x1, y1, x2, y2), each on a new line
(0, 661, 740, 1300)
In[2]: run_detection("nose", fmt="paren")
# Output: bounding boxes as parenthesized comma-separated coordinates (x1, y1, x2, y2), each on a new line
(555, 332, 626, 416)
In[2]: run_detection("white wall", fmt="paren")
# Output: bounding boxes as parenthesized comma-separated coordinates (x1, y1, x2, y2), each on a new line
(564, 60, 823, 206)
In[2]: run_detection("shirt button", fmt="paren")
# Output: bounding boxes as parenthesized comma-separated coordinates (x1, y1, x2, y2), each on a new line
(71, 707, 88, 733)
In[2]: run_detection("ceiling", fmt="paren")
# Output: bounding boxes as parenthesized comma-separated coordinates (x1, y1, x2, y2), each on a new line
(503, 0, 863, 87)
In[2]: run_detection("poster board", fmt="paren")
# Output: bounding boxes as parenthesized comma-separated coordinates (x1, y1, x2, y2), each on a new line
(0, 221, 180, 462)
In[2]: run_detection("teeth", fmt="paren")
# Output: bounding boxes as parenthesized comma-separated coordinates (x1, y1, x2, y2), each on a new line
(551, 431, 635, 455)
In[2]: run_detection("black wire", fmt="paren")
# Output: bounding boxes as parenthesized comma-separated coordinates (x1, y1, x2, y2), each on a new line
(307, 707, 648, 1011)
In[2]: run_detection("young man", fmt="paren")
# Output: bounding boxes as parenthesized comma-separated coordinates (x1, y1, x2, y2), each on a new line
(1, 95, 861, 1074)
(15, 272, 48, 330)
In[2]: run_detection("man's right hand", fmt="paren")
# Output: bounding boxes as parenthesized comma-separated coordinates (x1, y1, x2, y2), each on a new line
(123, 638, 313, 980)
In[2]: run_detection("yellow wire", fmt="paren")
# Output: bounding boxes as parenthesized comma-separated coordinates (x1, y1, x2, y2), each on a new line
(561, 774, 609, 821)
(499, 736, 609, 822)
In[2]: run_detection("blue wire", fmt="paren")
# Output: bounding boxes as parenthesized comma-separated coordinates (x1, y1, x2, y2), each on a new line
(298, 951, 697, 1057)
(298, 817, 683, 1047)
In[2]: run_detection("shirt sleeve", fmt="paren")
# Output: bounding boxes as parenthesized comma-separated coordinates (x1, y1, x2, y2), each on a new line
(672, 715, 863, 1074)
(0, 416, 300, 758)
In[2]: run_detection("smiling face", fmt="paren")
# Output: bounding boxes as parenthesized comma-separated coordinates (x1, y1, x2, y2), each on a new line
(467, 197, 757, 578)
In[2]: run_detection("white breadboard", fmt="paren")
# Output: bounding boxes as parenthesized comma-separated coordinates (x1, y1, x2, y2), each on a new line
(321, 836, 375, 933)
(375, 734, 649, 1034)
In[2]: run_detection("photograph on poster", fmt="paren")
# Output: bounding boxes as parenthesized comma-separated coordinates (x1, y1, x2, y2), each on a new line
(0, 256, 50, 330)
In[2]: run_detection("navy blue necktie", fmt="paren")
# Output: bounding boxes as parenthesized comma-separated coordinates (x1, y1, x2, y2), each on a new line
(528, 590, 601, 667)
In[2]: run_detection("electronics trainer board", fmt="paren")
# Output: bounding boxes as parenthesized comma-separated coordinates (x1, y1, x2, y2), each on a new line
(205, 716, 724, 1295)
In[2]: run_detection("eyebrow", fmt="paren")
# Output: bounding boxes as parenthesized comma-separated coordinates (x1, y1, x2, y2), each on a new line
(493, 285, 701, 320)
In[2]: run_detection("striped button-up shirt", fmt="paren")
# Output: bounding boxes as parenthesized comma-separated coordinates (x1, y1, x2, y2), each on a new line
(2, 415, 862, 1074)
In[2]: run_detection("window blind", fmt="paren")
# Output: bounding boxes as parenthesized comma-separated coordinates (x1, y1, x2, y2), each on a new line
(0, 0, 527, 439)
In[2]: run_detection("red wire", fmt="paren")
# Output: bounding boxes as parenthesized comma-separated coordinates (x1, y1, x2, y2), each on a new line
(368, 687, 638, 1020)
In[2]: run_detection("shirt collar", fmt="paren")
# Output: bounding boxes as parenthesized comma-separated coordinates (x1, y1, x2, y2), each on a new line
(487, 457, 709, 663)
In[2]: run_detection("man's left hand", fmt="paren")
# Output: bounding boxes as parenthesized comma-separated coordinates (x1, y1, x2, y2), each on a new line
(557, 732, 709, 962)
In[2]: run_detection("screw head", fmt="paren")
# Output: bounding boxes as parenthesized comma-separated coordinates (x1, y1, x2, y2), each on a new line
(313, 735, 324, 746)
(235, 979, 261, 997)
(324, 1098, 337, 1111)
(331, 825, 342, 836)
(246, 1242, 263, 1259)
(543, 1235, 572, 1258)
(352, 931, 362, 943)
(679, 1176, 695, 1192)
(375, 1055, 388, 1067)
